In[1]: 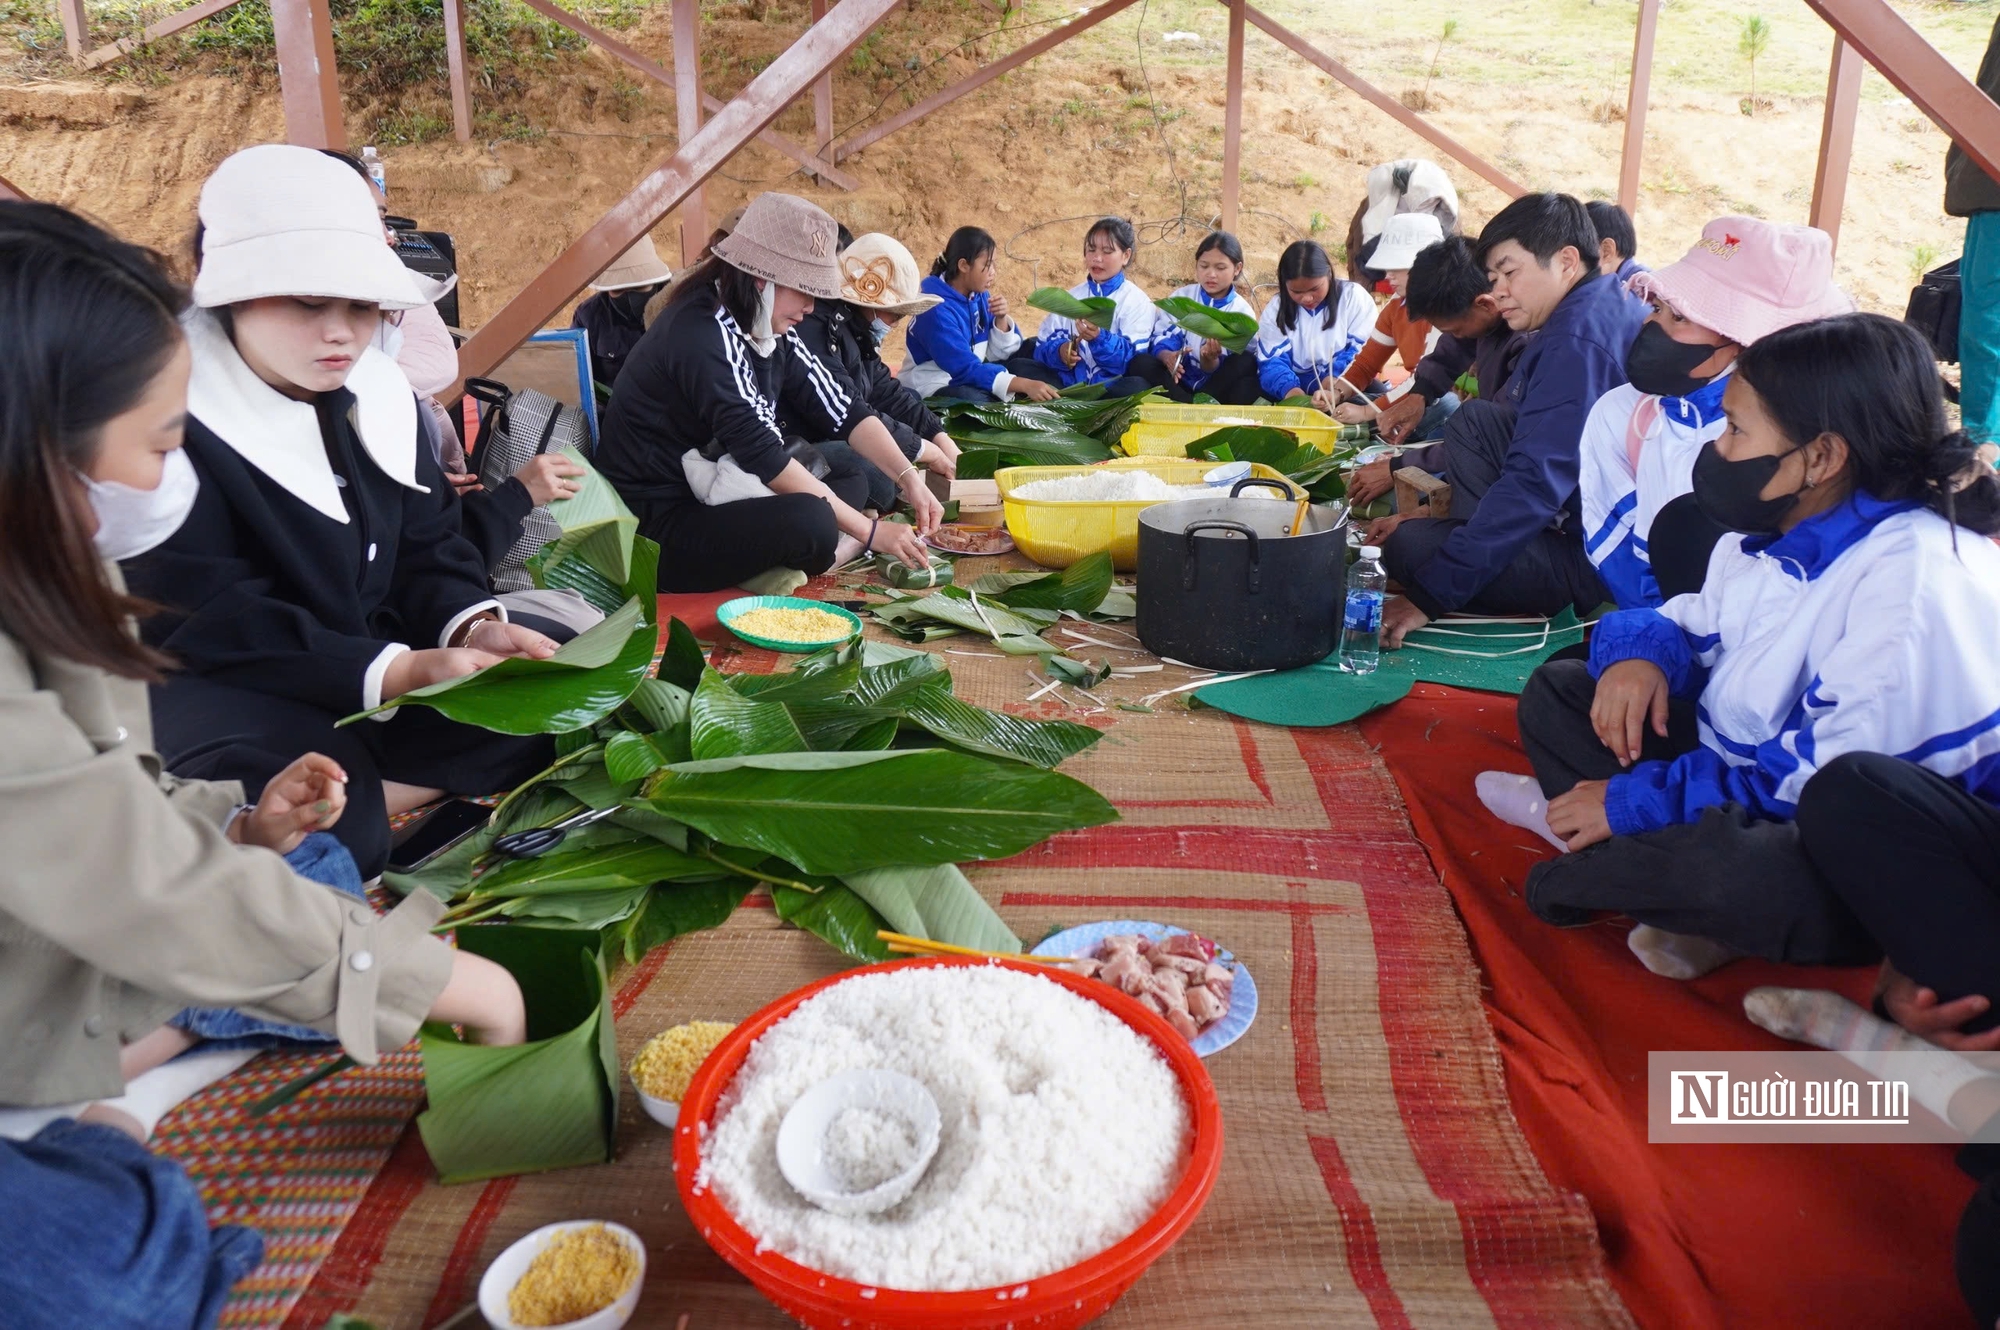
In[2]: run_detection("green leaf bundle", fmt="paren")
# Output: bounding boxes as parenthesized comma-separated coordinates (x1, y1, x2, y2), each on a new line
(1154, 295, 1260, 353)
(1026, 287, 1117, 322)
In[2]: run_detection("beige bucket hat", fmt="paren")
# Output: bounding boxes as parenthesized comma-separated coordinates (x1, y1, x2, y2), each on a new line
(590, 234, 673, 291)
(191, 144, 446, 311)
(839, 233, 941, 318)
(711, 192, 843, 301)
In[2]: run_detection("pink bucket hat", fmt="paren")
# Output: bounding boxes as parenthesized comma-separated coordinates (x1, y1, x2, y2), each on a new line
(1628, 216, 1853, 347)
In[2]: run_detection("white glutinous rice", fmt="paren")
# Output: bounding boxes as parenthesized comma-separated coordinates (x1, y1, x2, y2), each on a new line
(1010, 471, 1282, 504)
(696, 965, 1192, 1291)
(822, 1106, 920, 1192)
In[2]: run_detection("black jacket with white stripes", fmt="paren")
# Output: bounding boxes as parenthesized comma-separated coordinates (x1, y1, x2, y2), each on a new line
(596, 282, 873, 523)
(788, 302, 944, 458)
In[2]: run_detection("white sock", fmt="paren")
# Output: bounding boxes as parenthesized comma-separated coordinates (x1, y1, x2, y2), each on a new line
(1474, 771, 1567, 852)
(1626, 924, 1742, 979)
(1744, 986, 1994, 1123)
(97, 1046, 259, 1139)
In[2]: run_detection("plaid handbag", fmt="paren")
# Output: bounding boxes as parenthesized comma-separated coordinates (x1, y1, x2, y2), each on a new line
(464, 377, 593, 591)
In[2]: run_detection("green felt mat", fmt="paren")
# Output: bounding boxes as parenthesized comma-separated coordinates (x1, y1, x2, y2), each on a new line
(1194, 610, 1586, 727)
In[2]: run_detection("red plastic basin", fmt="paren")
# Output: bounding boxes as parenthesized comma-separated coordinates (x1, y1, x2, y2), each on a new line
(672, 956, 1224, 1329)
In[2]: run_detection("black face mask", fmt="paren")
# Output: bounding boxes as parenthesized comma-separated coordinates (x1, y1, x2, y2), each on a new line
(1691, 440, 1803, 534)
(1625, 321, 1723, 399)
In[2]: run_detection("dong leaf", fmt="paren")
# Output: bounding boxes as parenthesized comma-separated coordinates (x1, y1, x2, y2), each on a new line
(605, 728, 684, 784)
(688, 668, 891, 758)
(1155, 295, 1260, 353)
(1027, 287, 1117, 321)
(624, 678, 692, 734)
(902, 689, 1103, 768)
(539, 453, 639, 586)
(499, 885, 652, 930)
(1058, 383, 1109, 400)
(606, 878, 755, 965)
(1187, 425, 1306, 468)
(642, 748, 1117, 874)
(338, 597, 655, 734)
(946, 429, 1113, 465)
(468, 837, 715, 899)
(871, 590, 1058, 653)
(416, 927, 615, 1183)
(840, 863, 1020, 954)
(966, 550, 1113, 613)
(771, 882, 892, 962)
(658, 616, 708, 690)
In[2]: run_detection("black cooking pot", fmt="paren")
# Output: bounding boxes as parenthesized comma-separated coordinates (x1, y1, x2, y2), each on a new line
(1136, 477, 1349, 672)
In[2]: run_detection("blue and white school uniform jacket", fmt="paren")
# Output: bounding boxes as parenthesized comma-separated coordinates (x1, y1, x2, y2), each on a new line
(1151, 284, 1258, 394)
(901, 275, 1024, 399)
(1031, 274, 1157, 386)
(1589, 493, 2000, 837)
(1579, 373, 1730, 609)
(1252, 283, 1375, 400)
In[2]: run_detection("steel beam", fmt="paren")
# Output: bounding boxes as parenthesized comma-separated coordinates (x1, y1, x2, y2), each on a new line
(81, 0, 245, 70)
(834, 0, 1144, 161)
(1809, 36, 1864, 248)
(673, 0, 707, 265)
(1221, 0, 1244, 233)
(811, 0, 834, 155)
(514, 0, 856, 187)
(1804, 0, 2000, 186)
(270, 0, 345, 150)
(56, 0, 88, 61)
(1243, 5, 1523, 199)
(1617, 0, 1660, 213)
(442, 0, 472, 141)
(457, 0, 905, 386)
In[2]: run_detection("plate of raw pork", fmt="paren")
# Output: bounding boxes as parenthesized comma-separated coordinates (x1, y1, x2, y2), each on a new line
(1030, 920, 1258, 1058)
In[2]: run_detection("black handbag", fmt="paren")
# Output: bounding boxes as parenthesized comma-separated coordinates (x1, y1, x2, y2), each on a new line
(1905, 258, 1961, 365)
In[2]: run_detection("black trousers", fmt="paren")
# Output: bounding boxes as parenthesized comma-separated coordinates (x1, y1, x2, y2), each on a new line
(1515, 659, 1878, 965)
(1000, 355, 1064, 388)
(154, 675, 556, 880)
(1381, 399, 1609, 619)
(641, 464, 871, 594)
(1796, 752, 2000, 1032)
(1647, 492, 1729, 600)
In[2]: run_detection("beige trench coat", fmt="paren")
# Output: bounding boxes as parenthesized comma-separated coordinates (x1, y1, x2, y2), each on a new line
(0, 578, 453, 1107)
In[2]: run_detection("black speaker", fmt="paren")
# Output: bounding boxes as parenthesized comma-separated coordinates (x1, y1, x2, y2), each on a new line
(1905, 257, 1961, 365)
(389, 224, 460, 329)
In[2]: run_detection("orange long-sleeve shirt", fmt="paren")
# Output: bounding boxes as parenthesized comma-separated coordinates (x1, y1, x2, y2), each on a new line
(1335, 296, 1433, 397)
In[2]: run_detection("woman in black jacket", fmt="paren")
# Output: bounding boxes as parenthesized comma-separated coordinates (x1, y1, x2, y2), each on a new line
(788, 231, 962, 512)
(122, 145, 558, 880)
(595, 194, 937, 591)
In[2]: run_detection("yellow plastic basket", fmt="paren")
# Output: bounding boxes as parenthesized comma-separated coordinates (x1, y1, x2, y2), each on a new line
(1118, 402, 1368, 457)
(996, 458, 1297, 570)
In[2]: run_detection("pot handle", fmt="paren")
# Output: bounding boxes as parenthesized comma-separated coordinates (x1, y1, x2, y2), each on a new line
(1181, 520, 1260, 594)
(1229, 477, 1299, 500)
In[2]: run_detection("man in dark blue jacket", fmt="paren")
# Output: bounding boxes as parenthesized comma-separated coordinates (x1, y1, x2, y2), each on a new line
(1377, 193, 1648, 646)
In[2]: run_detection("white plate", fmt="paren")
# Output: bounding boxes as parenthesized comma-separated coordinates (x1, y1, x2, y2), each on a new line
(1029, 919, 1257, 1057)
(478, 1220, 645, 1330)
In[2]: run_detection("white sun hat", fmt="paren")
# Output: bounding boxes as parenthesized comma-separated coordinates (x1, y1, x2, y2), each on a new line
(590, 234, 674, 292)
(191, 144, 450, 311)
(1368, 212, 1446, 272)
(838, 233, 942, 318)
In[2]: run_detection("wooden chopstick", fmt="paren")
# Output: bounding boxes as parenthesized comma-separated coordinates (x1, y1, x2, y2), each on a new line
(878, 931, 1061, 964)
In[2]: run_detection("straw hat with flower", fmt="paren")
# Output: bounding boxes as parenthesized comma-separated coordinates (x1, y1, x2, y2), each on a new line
(838, 234, 941, 319)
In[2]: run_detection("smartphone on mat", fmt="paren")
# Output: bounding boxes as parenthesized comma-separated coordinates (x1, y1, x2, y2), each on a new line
(386, 799, 493, 873)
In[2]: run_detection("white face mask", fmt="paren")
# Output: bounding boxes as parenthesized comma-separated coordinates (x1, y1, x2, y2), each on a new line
(82, 447, 199, 561)
(870, 317, 894, 346)
(747, 281, 780, 357)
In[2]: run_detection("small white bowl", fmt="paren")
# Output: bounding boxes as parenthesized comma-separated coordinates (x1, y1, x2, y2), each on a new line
(1203, 461, 1253, 488)
(478, 1220, 645, 1330)
(634, 1086, 679, 1128)
(775, 1069, 941, 1217)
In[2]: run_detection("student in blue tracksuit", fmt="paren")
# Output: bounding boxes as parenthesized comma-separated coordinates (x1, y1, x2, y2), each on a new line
(901, 227, 1060, 403)
(1493, 314, 2000, 981)
(1149, 230, 1262, 405)
(1374, 193, 1650, 641)
(1023, 217, 1172, 395)
(1586, 201, 1647, 285)
(1251, 240, 1375, 407)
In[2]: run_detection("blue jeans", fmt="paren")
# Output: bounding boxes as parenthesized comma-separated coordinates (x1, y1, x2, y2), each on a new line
(1414, 391, 1461, 442)
(1963, 212, 2000, 445)
(0, 1119, 261, 1330)
(170, 833, 362, 1048)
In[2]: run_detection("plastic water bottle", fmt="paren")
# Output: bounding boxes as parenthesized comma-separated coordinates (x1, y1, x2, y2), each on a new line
(1340, 545, 1386, 674)
(361, 145, 386, 197)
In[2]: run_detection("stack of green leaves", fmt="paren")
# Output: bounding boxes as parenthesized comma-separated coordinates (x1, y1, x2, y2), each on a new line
(1153, 296, 1261, 353)
(1186, 424, 1362, 504)
(387, 623, 1118, 968)
(868, 550, 1131, 655)
(926, 386, 1165, 479)
(1026, 287, 1118, 322)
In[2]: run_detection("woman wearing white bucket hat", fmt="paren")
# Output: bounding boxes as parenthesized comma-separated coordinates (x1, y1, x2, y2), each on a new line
(788, 230, 960, 512)
(596, 192, 940, 591)
(123, 144, 564, 882)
